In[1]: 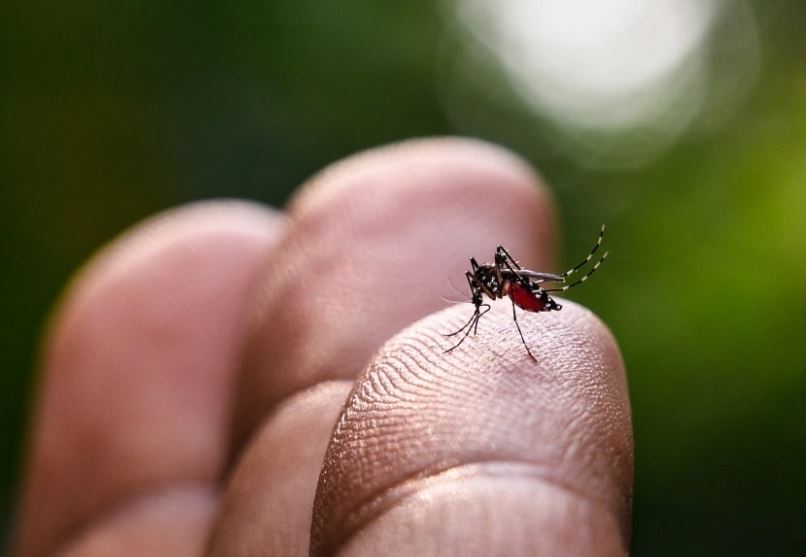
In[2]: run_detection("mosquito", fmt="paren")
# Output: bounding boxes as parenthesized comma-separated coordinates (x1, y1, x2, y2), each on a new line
(444, 224, 608, 360)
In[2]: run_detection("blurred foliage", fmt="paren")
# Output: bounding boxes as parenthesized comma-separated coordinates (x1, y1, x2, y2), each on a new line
(2, 1, 805, 554)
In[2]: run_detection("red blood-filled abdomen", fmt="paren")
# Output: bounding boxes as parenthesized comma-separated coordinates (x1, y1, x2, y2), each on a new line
(509, 282, 546, 312)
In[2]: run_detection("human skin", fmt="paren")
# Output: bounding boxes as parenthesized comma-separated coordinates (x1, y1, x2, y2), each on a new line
(14, 138, 632, 556)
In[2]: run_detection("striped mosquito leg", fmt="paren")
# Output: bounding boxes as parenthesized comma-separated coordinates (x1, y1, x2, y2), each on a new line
(495, 245, 523, 270)
(547, 251, 608, 292)
(563, 224, 606, 278)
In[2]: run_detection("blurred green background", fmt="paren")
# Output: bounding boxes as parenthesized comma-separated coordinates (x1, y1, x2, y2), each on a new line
(2, 1, 805, 554)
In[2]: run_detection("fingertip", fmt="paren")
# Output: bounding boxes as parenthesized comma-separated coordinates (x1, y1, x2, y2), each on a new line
(289, 137, 555, 234)
(61, 199, 284, 302)
(311, 300, 631, 555)
(18, 199, 285, 557)
(286, 137, 557, 271)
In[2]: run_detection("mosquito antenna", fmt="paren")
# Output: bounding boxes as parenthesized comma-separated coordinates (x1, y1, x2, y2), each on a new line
(561, 224, 605, 279)
(441, 275, 471, 305)
(544, 251, 608, 292)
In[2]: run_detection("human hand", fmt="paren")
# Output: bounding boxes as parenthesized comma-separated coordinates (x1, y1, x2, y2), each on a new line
(15, 138, 632, 556)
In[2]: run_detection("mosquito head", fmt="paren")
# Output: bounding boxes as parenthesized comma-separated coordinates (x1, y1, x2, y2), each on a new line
(470, 265, 499, 298)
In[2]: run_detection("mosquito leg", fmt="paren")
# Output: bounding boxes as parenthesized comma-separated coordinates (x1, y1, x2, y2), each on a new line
(444, 270, 490, 352)
(443, 307, 479, 338)
(472, 304, 491, 335)
(561, 224, 605, 280)
(511, 299, 537, 361)
(444, 310, 479, 353)
(499, 257, 521, 279)
(544, 251, 609, 293)
(496, 245, 522, 270)
(494, 245, 524, 289)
